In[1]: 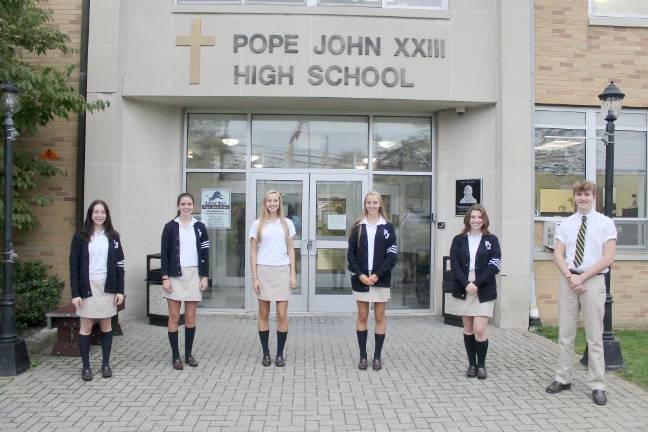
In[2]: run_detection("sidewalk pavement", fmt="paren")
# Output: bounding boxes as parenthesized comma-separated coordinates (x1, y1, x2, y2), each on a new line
(1, 315, 647, 432)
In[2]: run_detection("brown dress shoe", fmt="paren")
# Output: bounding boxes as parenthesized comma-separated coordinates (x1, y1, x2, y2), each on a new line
(592, 389, 607, 405)
(262, 354, 272, 367)
(81, 369, 93, 381)
(275, 355, 285, 367)
(477, 366, 487, 379)
(172, 358, 184, 370)
(358, 358, 368, 370)
(546, 381, 571, 394)
(185, 356, 198, 367)
(101, 366, 113, 378)
(466, 365, 477, 378)
(372, 358, 382, 371)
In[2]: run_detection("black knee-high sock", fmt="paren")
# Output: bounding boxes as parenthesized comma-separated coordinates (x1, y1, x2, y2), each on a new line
(79, 334, 91, 370)
(168, 331, 180, 361)
(277, 331, 288, 357)
(185, 326, 196, 360)
(100, 331, 113, 368)
(357, 330, 368, 359)
(259, 330, 270, 355)
(463, 333, 477, 367)
(475, 339, 489, 367)
(374, 333, 385, 360)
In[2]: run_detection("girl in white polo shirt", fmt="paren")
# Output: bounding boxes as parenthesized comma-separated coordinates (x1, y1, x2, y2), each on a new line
(249, 190, 296, 367)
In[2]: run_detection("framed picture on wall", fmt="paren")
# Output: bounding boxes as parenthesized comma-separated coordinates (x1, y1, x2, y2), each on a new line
(455, 179, 481, 216)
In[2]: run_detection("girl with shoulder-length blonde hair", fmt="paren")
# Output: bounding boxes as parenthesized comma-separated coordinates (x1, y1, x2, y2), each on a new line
(249, 190, 297, 367)
(347, 191, 397, 372)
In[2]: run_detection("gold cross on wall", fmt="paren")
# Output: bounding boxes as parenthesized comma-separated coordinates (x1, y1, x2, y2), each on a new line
(176, 18, 215, 85)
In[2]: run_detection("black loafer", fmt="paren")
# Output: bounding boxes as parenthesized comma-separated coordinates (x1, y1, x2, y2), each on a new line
(275, 355, 285, 367)
(185, 356, 198, 368)
(172, 358, 184, 370)
(358, 357, 368, 370)
(81, 368, 93, 381)
(372, 358, 382, 371)
(101, 366, 112, 378)
(262, 354, 272, 367)
(466, 365, 477, 378)
(546, 381, 572, 394)
(592, 389, 607, 406)
(477, 366, 487, 379)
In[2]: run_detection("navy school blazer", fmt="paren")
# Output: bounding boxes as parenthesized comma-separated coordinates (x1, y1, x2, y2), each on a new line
(449, 233, 501, 303)
(69, 232, 125, 299)
(347, 222, 398, 292)
(160, 219, 210, 278)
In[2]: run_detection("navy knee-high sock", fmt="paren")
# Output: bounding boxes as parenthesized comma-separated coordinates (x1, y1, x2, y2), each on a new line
(357, 330, 368, 359)
(100, 331, 113, 368)
(374, 333, 386, 360)
(277, 331, 288, 357)
(185, 326, 196, 360)
(259, 330, 270, 355)
(463, 333, 477, 367)
(475, 339, 489, 367)
(168, 331, 180, 361)
(79, 334, 91, 370)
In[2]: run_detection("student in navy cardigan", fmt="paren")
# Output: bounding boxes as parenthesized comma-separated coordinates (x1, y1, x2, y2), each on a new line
(69, 200, 125, 381)
(449, 204, 501, 380)
(347, 191, 397, 372)
(160, 192, 210, 370)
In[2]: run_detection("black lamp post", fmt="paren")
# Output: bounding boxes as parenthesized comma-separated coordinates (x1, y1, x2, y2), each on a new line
(0, 83, 30, 376)
(580, 81, 625, 371)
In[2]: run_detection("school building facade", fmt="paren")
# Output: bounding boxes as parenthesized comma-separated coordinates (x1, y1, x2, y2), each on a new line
(14, 0, 648, 329)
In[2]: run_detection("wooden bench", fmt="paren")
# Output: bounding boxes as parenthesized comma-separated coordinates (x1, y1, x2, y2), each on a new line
(46, 302, 125, 356)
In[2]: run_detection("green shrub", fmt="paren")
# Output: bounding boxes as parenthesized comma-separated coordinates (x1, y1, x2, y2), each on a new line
(0, 260, 63, 329)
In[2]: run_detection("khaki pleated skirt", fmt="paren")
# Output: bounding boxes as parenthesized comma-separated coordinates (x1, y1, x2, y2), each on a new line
(162, 266, 202, 302)
(353, 287, 391, 303)
(446, 271, 494, 318)
(76, 279, 117, 319)
(256, 265, 291, 302)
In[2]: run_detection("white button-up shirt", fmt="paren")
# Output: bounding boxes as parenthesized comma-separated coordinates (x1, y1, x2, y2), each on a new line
(363, 216, 386, 273)
(88, 231, 108, 280)
(555, 209, 617, 273)
(177, 217, 199, 268)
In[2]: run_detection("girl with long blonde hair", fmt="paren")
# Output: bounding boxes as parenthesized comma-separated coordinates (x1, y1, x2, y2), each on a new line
(249, 190, 297, 367)
(347, 191, 398, 371)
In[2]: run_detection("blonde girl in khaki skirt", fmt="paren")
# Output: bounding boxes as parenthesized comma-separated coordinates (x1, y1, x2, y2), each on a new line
(250, 190, 296, 367)
(70, 200, 125, 381)
(448, 204, 501, 380)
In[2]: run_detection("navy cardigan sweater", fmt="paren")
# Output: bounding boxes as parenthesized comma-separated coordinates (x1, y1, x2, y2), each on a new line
(160, 219, 210, 278)
(69, 232, 125, 299)
(449, 232, 501, 303)
(347, 221, 398, 292)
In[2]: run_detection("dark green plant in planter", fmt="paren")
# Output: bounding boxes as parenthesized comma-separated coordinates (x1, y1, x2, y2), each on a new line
(0, 260, 63, 329)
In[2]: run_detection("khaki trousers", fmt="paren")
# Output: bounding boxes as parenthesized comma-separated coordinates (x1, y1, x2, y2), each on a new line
(555, 274, 606, 391)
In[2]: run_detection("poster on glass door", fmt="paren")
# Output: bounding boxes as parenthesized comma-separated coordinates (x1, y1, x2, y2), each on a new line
(201, 188, 231, 229)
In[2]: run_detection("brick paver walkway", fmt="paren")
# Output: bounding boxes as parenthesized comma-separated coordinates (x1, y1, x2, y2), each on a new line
(1, 315, 647, 431)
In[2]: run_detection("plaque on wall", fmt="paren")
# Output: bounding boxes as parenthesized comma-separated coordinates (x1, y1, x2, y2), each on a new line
(201, 188, 231, 229)
(455, 179, 481, 216)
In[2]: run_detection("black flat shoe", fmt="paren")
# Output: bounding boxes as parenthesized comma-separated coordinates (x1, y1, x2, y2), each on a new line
(466, 365, 477, 378)
(546, 381, 571, 394)
(592, 389, 607, 406)
(81, 369, 93, 381)
(275, 355, 285, 367)
(262, 354, 272, 367)
(185, 356, 198, 368)
(358, 357, 368, 370)
(477, 366, 487, 379)
(101, 366, 112, 378)
(372, 358, 382, 371)
(172, 358, 184, 370)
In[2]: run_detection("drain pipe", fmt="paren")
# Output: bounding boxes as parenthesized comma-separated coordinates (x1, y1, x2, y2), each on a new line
(75, 0, 90, 229)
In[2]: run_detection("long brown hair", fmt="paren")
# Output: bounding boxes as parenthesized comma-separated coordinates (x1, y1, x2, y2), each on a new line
(349, 191, 389, 244)
(256, 190, 289, 243)
(80, 199, 117, 241)
(461, 204, 490, 235)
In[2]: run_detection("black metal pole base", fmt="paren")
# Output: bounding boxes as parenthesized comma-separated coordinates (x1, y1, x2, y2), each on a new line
(529, 317, 542, 328)
(0, 338, 31, 376)
(579, 339, 625, 371)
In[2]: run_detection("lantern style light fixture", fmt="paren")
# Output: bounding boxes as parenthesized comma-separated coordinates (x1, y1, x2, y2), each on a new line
(598, 81, 625, 122)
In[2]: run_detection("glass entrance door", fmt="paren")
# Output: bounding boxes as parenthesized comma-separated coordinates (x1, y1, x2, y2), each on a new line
(248, 173, 367, 312)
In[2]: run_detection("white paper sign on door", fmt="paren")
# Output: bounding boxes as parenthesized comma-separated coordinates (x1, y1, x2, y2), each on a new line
(201, 188, 231, 229)
(327, 214, 347, 231)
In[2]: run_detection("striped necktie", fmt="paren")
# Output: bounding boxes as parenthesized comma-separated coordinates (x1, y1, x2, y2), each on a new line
(574, 215, 587, 268)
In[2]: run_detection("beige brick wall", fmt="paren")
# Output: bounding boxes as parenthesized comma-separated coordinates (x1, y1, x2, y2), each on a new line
(535, 0, 648, 108)
(13, 0, 82, 304)
(535, 260, 648, 329)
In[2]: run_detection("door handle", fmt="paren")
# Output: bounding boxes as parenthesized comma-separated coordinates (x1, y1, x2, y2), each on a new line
(300, 239, 309, 256)
(309, 239, 317, 256)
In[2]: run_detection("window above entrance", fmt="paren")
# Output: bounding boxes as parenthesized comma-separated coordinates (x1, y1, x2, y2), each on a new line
(176, 0, 446, 10)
